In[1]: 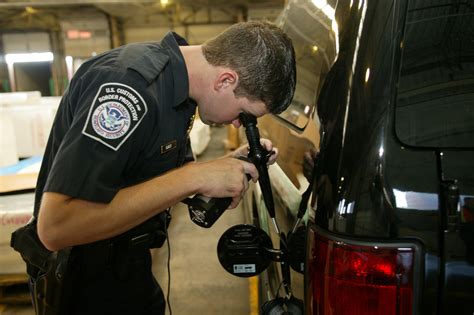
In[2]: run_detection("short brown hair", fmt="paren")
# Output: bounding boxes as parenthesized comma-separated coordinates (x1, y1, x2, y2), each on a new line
(202, 21, 296, 114)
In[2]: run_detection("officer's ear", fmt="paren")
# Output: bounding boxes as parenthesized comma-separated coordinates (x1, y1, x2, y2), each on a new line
(214, 70, 238, 92)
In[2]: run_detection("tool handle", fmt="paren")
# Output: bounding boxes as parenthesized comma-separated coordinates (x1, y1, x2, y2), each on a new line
(239, 113, 276, 219)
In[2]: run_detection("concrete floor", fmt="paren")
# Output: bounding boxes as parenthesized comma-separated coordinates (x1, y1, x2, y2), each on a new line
(152, 125, 251, 315)
(1, 125, 252, 315)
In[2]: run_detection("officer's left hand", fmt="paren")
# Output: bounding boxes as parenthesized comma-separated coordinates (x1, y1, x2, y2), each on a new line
(228, 138, 278, 165)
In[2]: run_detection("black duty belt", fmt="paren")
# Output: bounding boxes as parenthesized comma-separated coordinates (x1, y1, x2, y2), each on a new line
(75, 211, 171, 273)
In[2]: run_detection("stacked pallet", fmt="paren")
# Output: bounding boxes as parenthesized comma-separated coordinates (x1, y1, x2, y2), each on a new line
(0, 274, 30, 305)
(0, 188, 34, 307)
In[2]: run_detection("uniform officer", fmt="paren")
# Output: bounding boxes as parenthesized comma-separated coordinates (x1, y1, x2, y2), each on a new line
(33, 20, 296, 314)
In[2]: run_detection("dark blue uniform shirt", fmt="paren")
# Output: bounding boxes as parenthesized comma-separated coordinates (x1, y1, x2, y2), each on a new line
(34, 32, 196, 216)
(32, 32, 196, 315)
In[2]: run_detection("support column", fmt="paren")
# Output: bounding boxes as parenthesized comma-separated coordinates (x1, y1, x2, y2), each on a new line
(108, 15, 125, 48)
(49, 28, 68, 96)
(0, 36, 11, 92)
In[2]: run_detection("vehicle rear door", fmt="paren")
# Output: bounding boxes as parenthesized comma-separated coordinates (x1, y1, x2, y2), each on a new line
(395, 1, 474, 313)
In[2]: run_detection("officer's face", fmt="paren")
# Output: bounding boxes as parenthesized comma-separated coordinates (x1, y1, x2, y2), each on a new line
(199, 92, 267, 127)
(198, 70, 268, 127)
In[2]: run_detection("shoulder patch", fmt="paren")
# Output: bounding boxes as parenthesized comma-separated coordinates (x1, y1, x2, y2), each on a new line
(82, 82, 148, 151)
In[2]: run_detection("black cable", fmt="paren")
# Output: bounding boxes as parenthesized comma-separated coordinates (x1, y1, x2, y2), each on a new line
(164, 210, 172, 315)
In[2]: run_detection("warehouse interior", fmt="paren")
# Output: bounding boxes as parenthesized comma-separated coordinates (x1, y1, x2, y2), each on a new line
(2, 0, 473, 314)
(0, 0, 286, 96)
(0, 0, 344, 315)
(0, 0, 322, 314)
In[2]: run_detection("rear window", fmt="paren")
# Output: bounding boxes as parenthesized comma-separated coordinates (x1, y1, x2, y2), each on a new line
(395, 1, 474, 148)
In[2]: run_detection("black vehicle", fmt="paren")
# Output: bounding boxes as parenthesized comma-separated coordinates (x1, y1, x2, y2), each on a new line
(243, 0, 474, 314)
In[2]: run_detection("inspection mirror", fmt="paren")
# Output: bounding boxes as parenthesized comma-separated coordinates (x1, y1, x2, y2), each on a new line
(217, 224, 273, 278)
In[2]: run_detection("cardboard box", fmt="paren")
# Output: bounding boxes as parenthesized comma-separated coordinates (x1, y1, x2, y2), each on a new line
(0, 111, 18, 167)
(226, 125, 240, 151)
(2, 104, 58, 158)
(0, 93, 60, 161)
(0, 193, 34, 275)
(0, 156, 41, 193)
(257, 115, 319, 189)
(190, 118, 211, 156)
(0, 158, 38, 275)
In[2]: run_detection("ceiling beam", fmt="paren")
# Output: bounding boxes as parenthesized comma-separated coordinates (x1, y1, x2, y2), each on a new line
(0, 0, 156, 8)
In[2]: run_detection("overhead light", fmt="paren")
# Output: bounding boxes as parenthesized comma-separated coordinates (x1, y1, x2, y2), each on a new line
(312, 45, 319, 53)
(79, 31, 92, 39)
(365, 67, 370, 83)
(25, 6, 38, 14)
(304, 105, 311, 115)
(160, 0, 169, 6)
(5, 52, 53, 64)
(67, 30, 92, 39)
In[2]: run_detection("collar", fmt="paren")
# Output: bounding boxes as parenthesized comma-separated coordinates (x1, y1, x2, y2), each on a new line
(161, 32, 191, 108)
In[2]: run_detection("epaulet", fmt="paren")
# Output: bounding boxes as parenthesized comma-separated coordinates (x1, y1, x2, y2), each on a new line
(127, 45, 170, 84)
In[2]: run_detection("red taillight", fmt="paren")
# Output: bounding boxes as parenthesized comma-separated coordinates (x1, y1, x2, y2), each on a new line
(462, 199, 474, 222)
(306, 227, 415, 315)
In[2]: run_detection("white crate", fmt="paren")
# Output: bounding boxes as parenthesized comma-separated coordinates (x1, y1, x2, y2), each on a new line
(0, 193, 34, 275)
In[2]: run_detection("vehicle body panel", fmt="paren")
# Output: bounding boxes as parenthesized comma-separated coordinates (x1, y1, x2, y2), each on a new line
(243, 0, 474, 313)
(313, 0, 474, 314)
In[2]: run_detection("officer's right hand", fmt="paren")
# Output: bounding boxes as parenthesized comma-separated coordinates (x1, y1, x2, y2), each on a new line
(192, 157, 258, 209)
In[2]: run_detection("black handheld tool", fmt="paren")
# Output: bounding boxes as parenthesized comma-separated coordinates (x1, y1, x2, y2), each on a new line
(185, 195, 232, 228)
(185, 113, 275, 228)
(238, 113, 276, 221)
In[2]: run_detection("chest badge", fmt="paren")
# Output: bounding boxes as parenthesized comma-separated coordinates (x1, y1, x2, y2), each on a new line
(161, 140, 177, 154)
